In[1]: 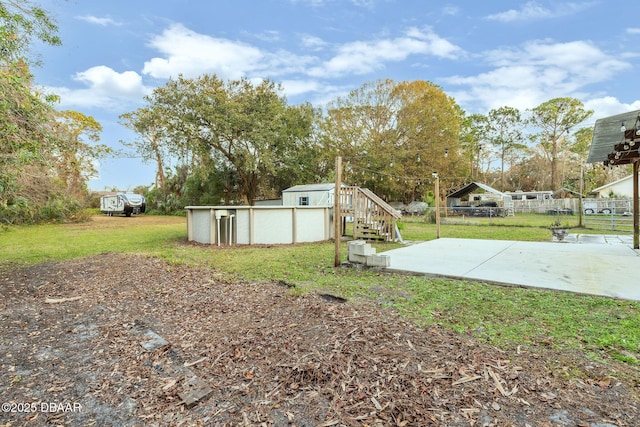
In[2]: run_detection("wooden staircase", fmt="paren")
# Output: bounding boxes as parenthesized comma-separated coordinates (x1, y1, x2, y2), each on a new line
(338, 186, 402, 242)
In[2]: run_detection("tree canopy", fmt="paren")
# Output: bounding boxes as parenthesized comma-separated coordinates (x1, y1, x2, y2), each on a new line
(0, 0, 61, 65)
(472, 106, 526, 191)
(528, 97, 593, 191)
(122, 75, 318, 205)
(121, 76, 608, 210)
(318, 79, 465, 203)
(1, 0, 106, 224)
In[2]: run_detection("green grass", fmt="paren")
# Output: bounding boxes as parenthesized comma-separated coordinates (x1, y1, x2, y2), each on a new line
(0, 219, 185, 264)
(400, 220, 552, 241)
(398, 213, 624, 242)
(388, 277, 640, 363)
(1, 215, 639, 371)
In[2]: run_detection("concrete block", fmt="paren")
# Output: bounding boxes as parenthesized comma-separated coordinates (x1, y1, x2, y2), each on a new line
(366, 254, 390, 268)
(348, 253, 368, 264)
(179, 375, 214, 408)
(348, 240, 368, 255)
(348, 240, 376, 256)
(140, 330, 170, 351)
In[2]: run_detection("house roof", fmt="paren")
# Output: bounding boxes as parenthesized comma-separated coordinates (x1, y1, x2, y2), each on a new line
(588, 110, 640, 165)
(591, 175, 633, 193)
(446, 182, 508, 199)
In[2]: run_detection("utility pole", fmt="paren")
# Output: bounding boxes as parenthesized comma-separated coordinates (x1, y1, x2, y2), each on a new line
(634, 159, 639, 250)
(334, 156, 342, 266)
(578, 165, 584, 228)
(433, 172, 440, 239)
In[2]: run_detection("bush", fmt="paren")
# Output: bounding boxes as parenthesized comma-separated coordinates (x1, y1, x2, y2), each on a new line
(424, 208, 437, 224)
(0, 197, 35, 225)
(0, 195, 92, 225)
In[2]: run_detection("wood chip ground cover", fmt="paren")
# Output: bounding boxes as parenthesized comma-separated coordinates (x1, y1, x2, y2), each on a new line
(0, 253, 638, 426)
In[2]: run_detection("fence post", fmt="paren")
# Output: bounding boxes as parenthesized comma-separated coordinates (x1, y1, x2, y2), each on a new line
(634, 160, 639, 249)
(334, 156, 342, 267)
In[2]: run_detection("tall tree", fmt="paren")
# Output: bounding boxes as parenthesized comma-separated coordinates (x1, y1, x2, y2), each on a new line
(0, 0, 61, 65)
(137, 75, 316, 205)
(319, 79, 464, 202)
(1, 0, 61, 209)
(392, 80, 466, 198)
(474, 106, 525, 191)
(318, 79, 400, 197)
(53, 110, 106, 198)
(120, 107, 171, 191)
(2, 2, 108, 223)
(528, 98, 593, 190)
(460, 113, 492, 183)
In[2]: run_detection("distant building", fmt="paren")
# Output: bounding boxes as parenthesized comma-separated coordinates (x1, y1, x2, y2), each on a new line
(447, 182, 511, 206)
(590, 175, 638, 198)
(282, 183, 344, 206)
(504, 190, 553, 201)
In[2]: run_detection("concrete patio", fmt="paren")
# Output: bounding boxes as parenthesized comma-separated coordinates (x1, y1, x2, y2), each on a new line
(381, 234, 640, 301)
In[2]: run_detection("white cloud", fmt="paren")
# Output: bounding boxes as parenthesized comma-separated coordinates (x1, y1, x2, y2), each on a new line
(264, 49, 317, 76)
(308, 27, 462, 78)
(443, 40, 629, 112)
(486, 1, 594, 22)
(442, 6, 460, 16)
(350, 0, 376, 8)
(76, 15, 122, 26)
(406, 27, 463, 58)
(300, 34, 328, 51)
(142, 23, 315, 80)
(490, 40, 628, 85)
(75, 66, 148, 96)
(143, 24, 263, 79)
(142, 24, 461, 92)
(289, 0, 328, 6)
(627, 28, 640, 34)
(249, 30, 281, 42)
(279, 79, 351, 108)
(584, 97, 640, 121)
(45, 66, 150, 109)
(288, 0, 374, 7)
(280, 79, 322, 97)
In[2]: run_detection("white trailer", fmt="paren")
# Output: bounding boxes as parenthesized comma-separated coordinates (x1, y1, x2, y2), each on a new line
(100, 193, 146, 217)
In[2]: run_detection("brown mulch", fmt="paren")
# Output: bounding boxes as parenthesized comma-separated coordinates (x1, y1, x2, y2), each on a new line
(0, 253, 638, 426)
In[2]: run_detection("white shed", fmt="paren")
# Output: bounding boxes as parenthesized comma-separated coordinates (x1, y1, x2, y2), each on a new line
(591, 175, 639, 198)
(282, 183, 344, 206)
(185, 206, 333, 245)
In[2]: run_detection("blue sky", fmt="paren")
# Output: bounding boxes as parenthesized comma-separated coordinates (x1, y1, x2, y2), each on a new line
(31, 0, 640, 191)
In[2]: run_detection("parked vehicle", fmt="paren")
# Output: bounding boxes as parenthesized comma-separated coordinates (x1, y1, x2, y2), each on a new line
(546, 207, 574, 215)
(100, 193, 146, 217)
(583, 199, 630, 215)
(452, 201, 505, 217)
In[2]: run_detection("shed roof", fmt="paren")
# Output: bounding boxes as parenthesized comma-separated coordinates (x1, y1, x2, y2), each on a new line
(587, 110, 640, 165)
(447, 182, 508, 199)
(283, 183, 340, 193)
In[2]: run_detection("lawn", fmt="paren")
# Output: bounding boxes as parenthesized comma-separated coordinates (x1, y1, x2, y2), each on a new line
(1, 213, 638, 370)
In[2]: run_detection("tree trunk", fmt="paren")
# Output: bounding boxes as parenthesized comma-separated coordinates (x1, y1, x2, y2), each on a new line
(240, 171, 259, 206)
(501, 145, 505, 192)
(551, 136, 559, 190)
(154, 148, 165, 190)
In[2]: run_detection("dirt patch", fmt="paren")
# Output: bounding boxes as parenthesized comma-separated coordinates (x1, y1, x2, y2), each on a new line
(1, 253, 638, 426)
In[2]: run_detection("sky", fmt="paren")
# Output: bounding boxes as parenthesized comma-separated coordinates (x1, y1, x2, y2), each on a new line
(30, 0, 640, 191)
